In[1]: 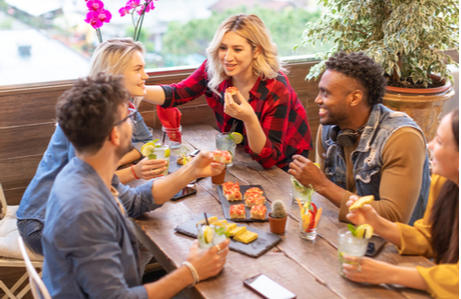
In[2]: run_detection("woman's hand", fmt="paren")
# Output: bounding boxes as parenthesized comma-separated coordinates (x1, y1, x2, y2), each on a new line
(223, 90, 255, 123)
(188, 151, 225, 179)
(133, 157, 168, 180)
(342, 256, 395, 285)
(187, 239, 230, 281)
(346, 195, 381, 229)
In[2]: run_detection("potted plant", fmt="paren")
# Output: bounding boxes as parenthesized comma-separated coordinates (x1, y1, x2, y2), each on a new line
(269, 200, 288, 235)
(301, 0, 458, 140)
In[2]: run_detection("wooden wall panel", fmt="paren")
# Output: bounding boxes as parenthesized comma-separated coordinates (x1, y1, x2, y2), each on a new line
(0, 60, 319, 205)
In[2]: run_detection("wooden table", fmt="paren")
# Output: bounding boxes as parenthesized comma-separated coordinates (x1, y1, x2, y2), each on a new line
(135, 124, 433, 299)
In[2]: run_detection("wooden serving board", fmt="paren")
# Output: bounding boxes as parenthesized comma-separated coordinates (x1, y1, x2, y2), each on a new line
(174, 215, 281, 258)
(217, 184, 271, 222)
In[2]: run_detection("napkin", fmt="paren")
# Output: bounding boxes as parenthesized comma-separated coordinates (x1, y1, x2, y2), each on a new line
(156, 106, 182, 142)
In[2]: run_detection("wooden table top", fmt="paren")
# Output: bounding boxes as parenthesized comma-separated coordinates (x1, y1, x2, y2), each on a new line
(135, 124, 433, 299)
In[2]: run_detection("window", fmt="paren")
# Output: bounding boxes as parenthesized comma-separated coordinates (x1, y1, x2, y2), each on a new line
(0, 0, 328, 86)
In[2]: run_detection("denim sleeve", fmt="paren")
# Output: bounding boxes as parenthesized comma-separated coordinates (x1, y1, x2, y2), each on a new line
(131, 111, 153, 151)
(17, 125, 74, 221)
(112, 176, 160, 218)
(52, 210, 148, 299)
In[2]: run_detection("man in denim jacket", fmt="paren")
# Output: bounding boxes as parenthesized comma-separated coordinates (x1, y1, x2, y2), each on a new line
(289, 52, 430, 224)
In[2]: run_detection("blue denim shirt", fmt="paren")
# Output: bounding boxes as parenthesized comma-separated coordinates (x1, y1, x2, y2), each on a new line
(321, 104, 430, 224)
(42, 157, 157, 299)
(17, 112, 152, 223)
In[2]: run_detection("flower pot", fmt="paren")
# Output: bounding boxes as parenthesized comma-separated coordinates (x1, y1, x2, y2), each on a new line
(383, 81, 455, 141)
(268, 214, 287, 235)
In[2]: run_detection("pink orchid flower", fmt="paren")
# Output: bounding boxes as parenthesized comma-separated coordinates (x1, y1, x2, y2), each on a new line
(86, 0, 104, 12)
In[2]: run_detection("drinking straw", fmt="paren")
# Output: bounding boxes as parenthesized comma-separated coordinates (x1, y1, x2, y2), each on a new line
(204, 212, 209, 225)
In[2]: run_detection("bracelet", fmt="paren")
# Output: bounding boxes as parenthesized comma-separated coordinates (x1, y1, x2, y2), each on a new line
(182, 261, 199, 286)
(130, 165, 140, 180)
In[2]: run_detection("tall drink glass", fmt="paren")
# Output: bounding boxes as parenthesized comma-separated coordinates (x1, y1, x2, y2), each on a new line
(337, 227, 368, 276)
(153, 145, 170, 176)
(196, 224, 228, 250)
(215, 132, 236, 167)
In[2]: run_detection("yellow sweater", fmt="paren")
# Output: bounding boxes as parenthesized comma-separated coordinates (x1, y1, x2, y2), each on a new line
(397, 174, 458, 299)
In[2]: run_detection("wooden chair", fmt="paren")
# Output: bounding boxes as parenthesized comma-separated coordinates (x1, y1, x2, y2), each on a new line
(17, 237, 50, 299)
(0, 183, 43, 299)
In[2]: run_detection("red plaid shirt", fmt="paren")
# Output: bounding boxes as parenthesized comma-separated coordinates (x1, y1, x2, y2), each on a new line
(161, 61, 312, 170)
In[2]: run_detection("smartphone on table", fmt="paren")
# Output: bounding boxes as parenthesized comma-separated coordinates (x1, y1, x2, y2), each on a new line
(243, 274, 296, 299)
(171, 185, 197, 201)
(365, 235, 386, 257)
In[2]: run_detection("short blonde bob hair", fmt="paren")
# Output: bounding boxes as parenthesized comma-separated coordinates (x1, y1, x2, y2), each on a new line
(89, 38, 144, 76)
(206, 14, 283, 91)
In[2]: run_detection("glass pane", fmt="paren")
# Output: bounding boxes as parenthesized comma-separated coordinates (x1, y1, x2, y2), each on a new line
(0, 0, 329, 86)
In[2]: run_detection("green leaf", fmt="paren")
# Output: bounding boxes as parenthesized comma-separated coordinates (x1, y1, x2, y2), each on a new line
(347, 223, 356, 237)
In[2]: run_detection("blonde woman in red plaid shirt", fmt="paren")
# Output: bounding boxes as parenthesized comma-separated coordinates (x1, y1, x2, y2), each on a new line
(144, 14, 312, 170)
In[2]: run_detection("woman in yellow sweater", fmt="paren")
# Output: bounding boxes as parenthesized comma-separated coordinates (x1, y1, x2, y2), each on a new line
(343, 109, 458, 298)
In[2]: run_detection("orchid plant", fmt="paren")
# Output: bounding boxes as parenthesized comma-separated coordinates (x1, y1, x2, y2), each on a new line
(84, 0, 158, 43)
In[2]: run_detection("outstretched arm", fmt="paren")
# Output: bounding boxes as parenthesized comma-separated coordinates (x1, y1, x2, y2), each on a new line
(342, 257, 429, 291)
(143, 85, 166, 105)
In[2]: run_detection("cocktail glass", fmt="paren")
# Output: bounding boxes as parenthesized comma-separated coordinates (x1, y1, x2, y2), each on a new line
(215, 132, 236, 167)
(153, 144, 170, 176)
(290, 176, 312, 205)
(196, 224, 228, 250)
(298, 201, 322, 241)
(337, 227, 368, 276)
(211, 166, 227, 185)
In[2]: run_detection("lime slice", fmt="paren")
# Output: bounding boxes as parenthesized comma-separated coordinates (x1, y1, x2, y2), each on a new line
(229, 132, 243, 144)
(141, 144, 155, 157)
(355, 224, 373, 239)
(203, 226, 214, 244)
(164, 148, 171, 158)
(349, 195, 374, 211)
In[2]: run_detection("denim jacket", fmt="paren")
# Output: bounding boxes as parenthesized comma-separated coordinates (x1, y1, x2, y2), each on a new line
(321, 104, 430, 224)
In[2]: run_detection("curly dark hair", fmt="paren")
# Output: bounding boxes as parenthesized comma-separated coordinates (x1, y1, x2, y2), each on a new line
(325, 51, 386, 106)
(56, 73, 129, 153)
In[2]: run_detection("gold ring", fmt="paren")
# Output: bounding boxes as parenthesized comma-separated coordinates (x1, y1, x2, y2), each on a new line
(215, 244, 221, 252)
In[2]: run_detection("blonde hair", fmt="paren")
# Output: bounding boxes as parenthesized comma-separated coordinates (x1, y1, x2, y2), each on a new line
(206, 14, 283, 92)
(89, 38, 144, 76)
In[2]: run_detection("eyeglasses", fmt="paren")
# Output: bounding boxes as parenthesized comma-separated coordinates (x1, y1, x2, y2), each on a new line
(113, 109, 138, 126)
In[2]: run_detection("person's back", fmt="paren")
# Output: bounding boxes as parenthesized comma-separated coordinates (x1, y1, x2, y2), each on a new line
(16, 125, 75, 254)
(42, 157, 146, 298)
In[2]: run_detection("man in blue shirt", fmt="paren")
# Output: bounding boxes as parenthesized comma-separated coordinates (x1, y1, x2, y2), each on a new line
(42, 73, 229, 298)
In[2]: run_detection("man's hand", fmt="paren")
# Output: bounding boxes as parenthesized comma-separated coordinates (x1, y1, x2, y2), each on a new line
(134, 157, 168, 179)
(188, 151, 225, 179)
(288, 155, 327, 191)
(223, 90, 255, 123)
(187, 239, 230, 281)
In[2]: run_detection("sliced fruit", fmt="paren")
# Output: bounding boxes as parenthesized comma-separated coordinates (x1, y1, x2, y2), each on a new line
(203, 226, 214, 244)
(207, 216, 219, 224)
(355, 224, 373, 239)
(314, 207, 322, 228)
(302, 212, 312, 231)
(349, 195, 375, 211)
(164, 148, 171, 158)
(229, 132, 243, 144)
(141, 144, 155, 157)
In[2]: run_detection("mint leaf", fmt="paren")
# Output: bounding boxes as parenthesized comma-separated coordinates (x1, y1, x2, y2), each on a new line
(347, 223, 356, 237)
